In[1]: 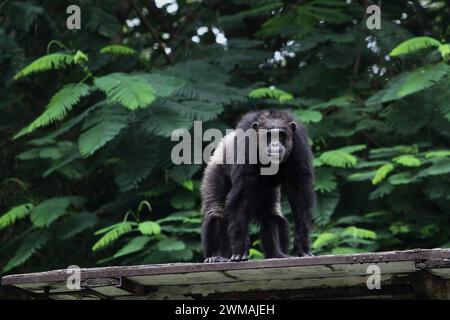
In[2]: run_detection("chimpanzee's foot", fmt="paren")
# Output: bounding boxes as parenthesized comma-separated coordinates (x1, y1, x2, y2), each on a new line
(204, 256, 230, 263)
(297, 251, 315, 257)
(230, 253, 249, 261)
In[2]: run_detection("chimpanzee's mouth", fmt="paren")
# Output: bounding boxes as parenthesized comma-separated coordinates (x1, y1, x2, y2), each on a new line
(268, 153, 282, 161)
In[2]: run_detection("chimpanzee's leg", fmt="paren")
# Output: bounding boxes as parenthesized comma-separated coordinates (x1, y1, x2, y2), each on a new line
(202, 215, 230, 262)
(260, 188, 289, 258)
(284, 178, 315, 257)
(227, 205, 250, 261)
(201, 160, 232, 263)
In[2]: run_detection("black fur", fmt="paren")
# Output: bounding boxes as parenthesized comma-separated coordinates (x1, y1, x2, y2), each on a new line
(201, 110, 315, 262)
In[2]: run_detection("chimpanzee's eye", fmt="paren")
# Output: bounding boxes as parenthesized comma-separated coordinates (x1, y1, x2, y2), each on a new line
(279, 131, 287, 140)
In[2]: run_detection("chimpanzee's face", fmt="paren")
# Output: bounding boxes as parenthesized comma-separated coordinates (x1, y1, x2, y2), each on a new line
(253, 118, 296, 163)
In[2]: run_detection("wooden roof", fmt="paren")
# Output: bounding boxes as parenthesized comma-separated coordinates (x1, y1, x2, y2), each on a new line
(2, 249, 450, 299)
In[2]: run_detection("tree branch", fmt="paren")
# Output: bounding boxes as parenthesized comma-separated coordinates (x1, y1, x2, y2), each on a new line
(127, 0, 172, 64)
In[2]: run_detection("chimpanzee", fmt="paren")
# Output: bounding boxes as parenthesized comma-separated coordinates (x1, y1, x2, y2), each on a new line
(201, 110, 315, 262)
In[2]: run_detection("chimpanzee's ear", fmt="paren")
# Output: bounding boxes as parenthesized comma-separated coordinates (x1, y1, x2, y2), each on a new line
(290, 121, 297, 132)
(252, 122, 258, 130)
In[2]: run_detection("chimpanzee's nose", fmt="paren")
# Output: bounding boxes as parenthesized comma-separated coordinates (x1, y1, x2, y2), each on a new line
(271, 141, 279, 147)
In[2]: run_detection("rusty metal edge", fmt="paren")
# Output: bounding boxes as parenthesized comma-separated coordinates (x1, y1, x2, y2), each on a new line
(2, 248, 450, 287)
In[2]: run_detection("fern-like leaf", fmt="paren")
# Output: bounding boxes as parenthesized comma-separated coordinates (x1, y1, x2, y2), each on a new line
(393, 155, 421, 167)
(138, 221, 161, 235)
(390, 36, 442, 57)
(140, 107, 193, 137)
(100, 44, 136, 55)
(417, 158, 450, 177)
(162, 100, 224, 121)
(319, 148, 359, 168)
(314, 168, 337, 193)
(425, 150, 450, 159)
(14, 53, 75, 80)
(30, 197, 84, 228)
(342, 226, 377, 239)
(157, 238, 186, 251)
(372, 163, 394, 185)
(439, 44, 450, 60)
(164, 60, 247, 104)
(312, 232, 336, 249)
(113, 236, 151, 258)
(56, 212, 98, 239)
(78, 104, 129, 157)
(366, 63, 450, 105)
(249, 87, 294, 102)
(295, 109, 323, 124)
(92, 221, 136, 251)
(14, 83, 91, 139)
(94, 73, 156, 110)
(3, 231, 50, 272)
(0, 204, 34, 230)
(114, 134, 168, 192)
(139, 73, 185, 97)
(314, 193, 339, 226)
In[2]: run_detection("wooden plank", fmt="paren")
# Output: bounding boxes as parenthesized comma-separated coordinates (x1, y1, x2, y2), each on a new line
(133, 274, 411, 300)
(3, 249, 450, 287)
(223, 261, 415, 281)
(2, 249, 450, 299)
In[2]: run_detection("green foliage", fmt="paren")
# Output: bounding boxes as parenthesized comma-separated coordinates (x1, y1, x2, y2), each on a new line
(389, 36, 442, 57)
(78, 104, 129, 157)
(14, 53, 75, 79)
(439, 44, 450, 60)
(55, 213, 98, 239)
(342, 226, 376, 240)
(219, 0, 283, 26)
(318, 145, 365, 168)
(157, 238, 186, 251)
(100, 44, 136, 55)
(314, 168, 337, 193)
(425, 150, 450, 159)
(30, 197, 84, 228)
(390, 36, 450, 61)
(314, 193, 339, 226)
(372, 163, 394, 185)
(312, 224, 377, 254)
(312, 232, 336, 249)
(393, 155, 421, 167)
(141, 107, 193, 137)
(14, 83, 91, 139)
(92, 221, 136, 251)
(366, 63, 450, 105)
(94, 73, 156, 110)
(3, 231, 49, 272)
(9, 1, 44, 32)
(295, 109, 323, 124)
(249, 87, 294, 102)
(0, 204, 34, 229)
(138, 221, 161, 236)
(113, 236, 151, 258)
(139, 74, 185, 98)
(114, 134, 165, 192)
(162, 100, 223, 121)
